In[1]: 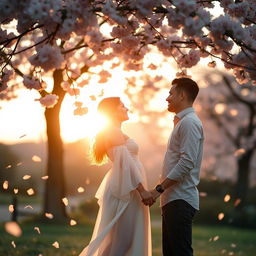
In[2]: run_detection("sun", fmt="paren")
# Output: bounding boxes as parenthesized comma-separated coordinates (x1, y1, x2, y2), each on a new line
(60, 98, 109, 142)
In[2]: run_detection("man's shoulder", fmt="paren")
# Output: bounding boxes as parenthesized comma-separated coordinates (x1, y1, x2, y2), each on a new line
(181, 112, 202, 127)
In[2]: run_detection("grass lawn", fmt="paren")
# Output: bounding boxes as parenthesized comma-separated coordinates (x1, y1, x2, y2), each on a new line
(0, 220, 256, 256)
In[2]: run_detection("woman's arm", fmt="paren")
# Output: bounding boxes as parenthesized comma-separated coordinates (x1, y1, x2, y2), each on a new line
(137, 183, 155, 206)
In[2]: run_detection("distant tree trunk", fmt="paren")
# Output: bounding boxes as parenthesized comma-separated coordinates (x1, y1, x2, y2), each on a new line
(43, 69, 67, 220)
(235, 149, 254, 209)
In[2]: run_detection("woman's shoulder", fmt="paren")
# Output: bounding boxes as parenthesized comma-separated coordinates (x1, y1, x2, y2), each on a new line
(104, 127, 128, 148)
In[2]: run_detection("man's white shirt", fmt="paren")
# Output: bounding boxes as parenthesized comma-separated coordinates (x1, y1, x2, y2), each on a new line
(160, 107, 204, 210)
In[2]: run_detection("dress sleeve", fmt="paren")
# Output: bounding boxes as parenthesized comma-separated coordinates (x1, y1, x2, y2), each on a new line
(107, 145, 144, 202)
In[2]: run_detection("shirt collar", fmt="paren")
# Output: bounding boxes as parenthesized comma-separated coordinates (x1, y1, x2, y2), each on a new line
(175, 107, 195, 120)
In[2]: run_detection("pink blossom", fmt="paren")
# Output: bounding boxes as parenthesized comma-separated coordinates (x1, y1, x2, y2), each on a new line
(208, 61, 216, 68)
(0, 83, 8, 93)
(84, 30, 103, 50)
(176, 70, 191, 78)
(219, 0, 233, 9)
(98, 70, 111, 83)
(29, 45, 65, 72)
(102, 1, 127, 25)
(121, 35, 140, 49)
(111, 26, 131, 38)
(228, 2, 249, 19)
(147, 63, 157, 70)
(67, 87, 80, 96)
(129, 0, 159, 16)
(167, 8, 185, 29)
(23, 76, 42, 90)
(195, 36, 211, 48)
(178, 50, 200, 68)
(183, 16, 204, 36)
(39, 94, 59, 108)
(173, 0, 197, 15)
(73, 106, 88, 116)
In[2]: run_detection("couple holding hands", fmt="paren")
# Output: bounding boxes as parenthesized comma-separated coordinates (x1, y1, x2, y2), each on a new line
(79, 77, 204, 256)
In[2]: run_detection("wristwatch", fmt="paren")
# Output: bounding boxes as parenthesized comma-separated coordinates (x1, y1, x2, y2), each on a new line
(155, 184, 165, 193)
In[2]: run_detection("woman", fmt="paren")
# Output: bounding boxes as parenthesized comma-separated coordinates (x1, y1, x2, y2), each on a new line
(79, 97, 153, 256)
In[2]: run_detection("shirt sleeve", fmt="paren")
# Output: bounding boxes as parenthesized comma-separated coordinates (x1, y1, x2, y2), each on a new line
(107, 145, 144, 201)
(167, 118, 203, 182)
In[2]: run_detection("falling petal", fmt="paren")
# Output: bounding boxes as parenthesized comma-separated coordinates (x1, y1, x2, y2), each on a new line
(90, 95, 96, 101)
(16, 162, 22, 166)
(210, 176, 218, 181)
(85, 178, 90, 185)
(70, 219, 77, 226)
(218, 213, 225, 221)
(19, 134, 26, 138)
(224, 194, 231, 202)
(34, 227, 41, 234)
(199, 192, 207, 197)
(77, 187, 85, 193)
(11, 241, 16, 248)
(74, 101, 83, 107)
(5, 222, 22, 237)
(230, 243, 236, 248)
(213, 236, 219, 241)
(45, 213, 54, 219)
(62, 197, 69, 206)
(9, 205, 14, 213)
(5, 165, 12, 169)
(24, 205, 33, 210)
(234, 198, 241, 207)
(229, 252, 234, 256)
(221, 249, 227, 254)
(32, 155, 42, 162)
(23, 175, 31, 180)
(41, 175, 49, 180)
(27, 188, 35, 196)
(3, 181, 8, 190)
(52, 241, 59, 248)
(13, 188, 19, 194)
(234, 148, 245, 157)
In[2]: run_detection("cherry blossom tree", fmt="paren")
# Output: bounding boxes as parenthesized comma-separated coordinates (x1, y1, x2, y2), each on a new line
(1, 0, 256, 220)
(198, 72, 256, 209)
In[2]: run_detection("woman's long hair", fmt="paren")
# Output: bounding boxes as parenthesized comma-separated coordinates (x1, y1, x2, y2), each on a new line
(90, 97, 121, 165)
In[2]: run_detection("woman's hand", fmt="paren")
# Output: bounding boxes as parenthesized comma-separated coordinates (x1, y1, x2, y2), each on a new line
(140, 190, 155, 207)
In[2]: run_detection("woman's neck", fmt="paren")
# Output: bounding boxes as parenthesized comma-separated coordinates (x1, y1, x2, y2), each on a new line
(110, 120, 122, 129)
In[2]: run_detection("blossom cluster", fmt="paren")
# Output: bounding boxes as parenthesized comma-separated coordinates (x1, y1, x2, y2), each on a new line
(0, 0, 256, 105)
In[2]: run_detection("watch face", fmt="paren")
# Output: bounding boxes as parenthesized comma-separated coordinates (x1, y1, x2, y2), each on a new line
(156, 185, 164, 193)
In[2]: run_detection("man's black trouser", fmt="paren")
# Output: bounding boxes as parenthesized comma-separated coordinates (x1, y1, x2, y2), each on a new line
(162, 199, 197, 256)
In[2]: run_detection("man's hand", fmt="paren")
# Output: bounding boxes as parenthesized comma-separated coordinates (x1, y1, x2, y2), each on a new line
(140, 190, 155, 206)
(151, 189, 161, 201)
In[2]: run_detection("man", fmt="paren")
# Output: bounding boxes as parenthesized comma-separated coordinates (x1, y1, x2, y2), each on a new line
(148, 77, 204, 256)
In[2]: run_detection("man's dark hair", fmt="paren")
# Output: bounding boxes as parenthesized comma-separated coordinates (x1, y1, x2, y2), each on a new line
(172, 77, 199, 102)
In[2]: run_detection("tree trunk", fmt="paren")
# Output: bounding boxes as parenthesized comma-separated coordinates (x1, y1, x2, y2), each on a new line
(43, 69, 67, 220)
(235, 149, 254, 209)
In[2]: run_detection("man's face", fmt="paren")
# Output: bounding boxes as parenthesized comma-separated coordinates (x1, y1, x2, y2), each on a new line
(166, 84, 181, 113)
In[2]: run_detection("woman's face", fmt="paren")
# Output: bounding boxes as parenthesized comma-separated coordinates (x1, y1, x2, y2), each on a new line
(116, 101, 129, 122)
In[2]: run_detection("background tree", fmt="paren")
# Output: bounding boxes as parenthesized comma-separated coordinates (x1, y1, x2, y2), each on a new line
(198, 72, 256, 209)
(1, 0, 256, 220)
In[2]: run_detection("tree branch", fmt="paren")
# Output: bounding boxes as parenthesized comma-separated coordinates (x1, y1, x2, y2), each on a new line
(223, 75, 256, 106)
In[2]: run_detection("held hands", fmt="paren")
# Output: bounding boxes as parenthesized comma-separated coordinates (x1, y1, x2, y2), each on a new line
(140, 190, 155, 207)
(140, 189, 161, 207)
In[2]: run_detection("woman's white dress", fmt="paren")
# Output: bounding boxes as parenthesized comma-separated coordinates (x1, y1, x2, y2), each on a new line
(79, 138, 152, 256)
